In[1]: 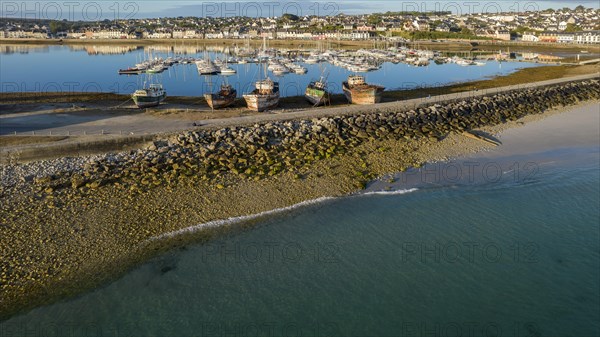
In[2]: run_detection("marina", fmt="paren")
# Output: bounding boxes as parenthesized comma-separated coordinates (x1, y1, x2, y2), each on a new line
(0, 45, 550, 101)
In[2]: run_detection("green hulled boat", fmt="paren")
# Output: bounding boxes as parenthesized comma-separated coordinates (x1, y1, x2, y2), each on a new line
(305, 77, 330, 106)
(132, 84, 166, 108)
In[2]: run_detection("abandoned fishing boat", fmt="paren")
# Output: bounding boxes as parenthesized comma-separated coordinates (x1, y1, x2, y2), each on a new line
(342, 74, 384, 105)
(305, 77, 330, 106)
(132, 83, 166, 108)
(243, 78, 279, 112)
(204, 84, 237, 109)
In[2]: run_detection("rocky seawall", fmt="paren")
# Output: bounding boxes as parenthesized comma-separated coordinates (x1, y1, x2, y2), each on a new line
(3, 79, 599, 194)
(1, 79, 599, 319)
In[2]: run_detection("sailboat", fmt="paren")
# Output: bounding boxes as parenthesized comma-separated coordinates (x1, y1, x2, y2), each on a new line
(218, 58, 237, 75)
(196, 51, 219, 75)
(257, 36, 270, 60)
(205, 83, 237, 109)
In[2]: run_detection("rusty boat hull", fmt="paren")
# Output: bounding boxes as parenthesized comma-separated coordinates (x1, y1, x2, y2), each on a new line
(243, 92, 279, 112)
(243, 81, 279, 112)
(342, 82, 385, 105)
(305, 85, 330, 107)
(204, 89, 237, 109)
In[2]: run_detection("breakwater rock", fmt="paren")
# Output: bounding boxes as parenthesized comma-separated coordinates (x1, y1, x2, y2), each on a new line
(3, 79, 598, 195)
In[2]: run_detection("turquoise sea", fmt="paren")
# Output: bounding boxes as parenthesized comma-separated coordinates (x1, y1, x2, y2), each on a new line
(1, 138, 598, 336)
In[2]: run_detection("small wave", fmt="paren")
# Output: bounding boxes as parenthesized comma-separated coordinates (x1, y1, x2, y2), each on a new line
(146, 189, 419, 243)
(146, 196, 336, 242)
(361, 188, 419, 196)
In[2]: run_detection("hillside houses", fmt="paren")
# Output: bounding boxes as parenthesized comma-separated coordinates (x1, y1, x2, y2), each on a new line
(476, 29, 512, 41)
(1, 7, 598, 44)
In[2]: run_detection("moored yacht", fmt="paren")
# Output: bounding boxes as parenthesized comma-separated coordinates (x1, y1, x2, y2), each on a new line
(196, 59, 219, 75)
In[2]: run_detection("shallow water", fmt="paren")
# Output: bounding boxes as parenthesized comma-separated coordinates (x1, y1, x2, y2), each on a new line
(1, 143, 598, 336)
(0, 45, 545, 97)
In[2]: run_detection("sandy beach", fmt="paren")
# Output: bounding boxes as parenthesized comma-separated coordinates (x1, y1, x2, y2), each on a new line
(0, 79, 598, 320)
(483, 101, 600, 157)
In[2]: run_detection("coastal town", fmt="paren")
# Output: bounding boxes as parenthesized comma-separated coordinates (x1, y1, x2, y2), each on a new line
(1, 6, 599, 44)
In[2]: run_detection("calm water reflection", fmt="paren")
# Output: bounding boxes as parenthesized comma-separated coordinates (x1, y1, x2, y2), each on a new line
(0, 44, 546, 97)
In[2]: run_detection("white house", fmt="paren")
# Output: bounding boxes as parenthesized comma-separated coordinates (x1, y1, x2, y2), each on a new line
(575, 31, 600, 44)
(558, 21, 568, 31)
(350, 31, 372, 39)
(93, 30, 126, 39)
(522, 33, 539, 42)
(185, 30, 198, 38)
(172, 30, 185, 39)
(557, 32, 575, 43)
(67, 32, 86, 39)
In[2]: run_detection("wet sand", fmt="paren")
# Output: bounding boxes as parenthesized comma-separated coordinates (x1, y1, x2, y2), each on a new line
(483, 101, 600, 157)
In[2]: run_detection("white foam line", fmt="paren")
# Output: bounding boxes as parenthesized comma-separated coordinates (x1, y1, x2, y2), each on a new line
(146, 188, 419, 243)
(361, 188, 419, 196)
(147, 196, 336, 242)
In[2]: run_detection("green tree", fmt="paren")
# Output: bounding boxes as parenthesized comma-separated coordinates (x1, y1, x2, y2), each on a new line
(565, 23, 582, 32)
(49, 20, 67, 34)
(282, 13, 299, 21)
(367, 14, 381, 25)
(430, 20, 442, 29)
(512, 26, 532, 35)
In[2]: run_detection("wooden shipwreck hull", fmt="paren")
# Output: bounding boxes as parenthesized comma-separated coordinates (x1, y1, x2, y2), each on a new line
(243, 91, 279, 112)
(305, 86, 330, 106)
(204, 88, 237, 109)
(342, 83, 384, 105)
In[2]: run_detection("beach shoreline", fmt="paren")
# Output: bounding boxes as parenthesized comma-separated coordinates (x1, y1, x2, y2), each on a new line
(0, 80, 598, 320)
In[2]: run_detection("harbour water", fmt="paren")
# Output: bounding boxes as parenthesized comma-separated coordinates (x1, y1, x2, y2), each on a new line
(1, 123, 598, 336)
(0, 45, 546, 98)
